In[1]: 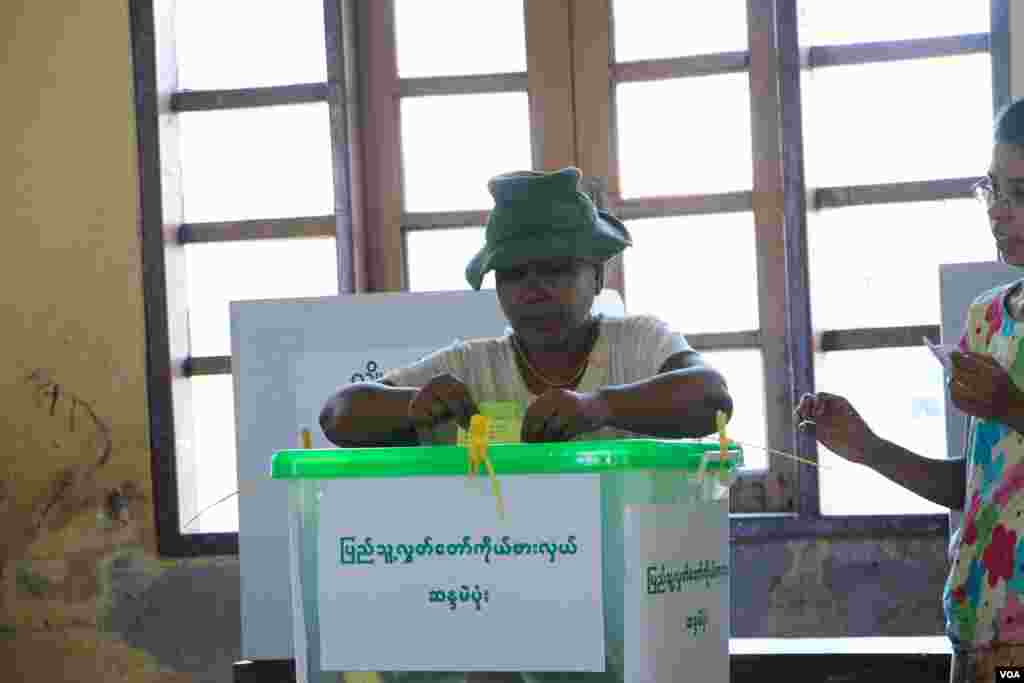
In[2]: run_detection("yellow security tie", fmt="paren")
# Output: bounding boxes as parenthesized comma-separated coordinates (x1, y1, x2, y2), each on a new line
(467, 414, 504, 518)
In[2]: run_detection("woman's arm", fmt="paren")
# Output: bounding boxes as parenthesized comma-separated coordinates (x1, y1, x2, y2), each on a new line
(596, 351, 733, 438)
(321, 345, 470, 446)
(319, 382, 419, 447)
(796, 392, 967, 510)
(862, 436, 967, 510)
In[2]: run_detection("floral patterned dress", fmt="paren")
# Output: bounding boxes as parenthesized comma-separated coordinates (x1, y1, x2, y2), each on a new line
(945, 279, 1024, 647)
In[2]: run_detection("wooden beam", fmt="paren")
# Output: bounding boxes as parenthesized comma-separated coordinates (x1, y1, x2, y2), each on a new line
(524, 0, 575, 171)
(747, 0, 798, 514)
(131, 0, 236, 556)
(324, 0, 357, 293)
(1010, 0, 1024, 99)
(571, 0, 624, 296)
(355, 0, 405, 292)
(777, 0, 819, 517)
(991, 0, 1011, 112)
(132, 0, 194, 549)
(571, 0, 615, 196)
(340, 0, 369, 292)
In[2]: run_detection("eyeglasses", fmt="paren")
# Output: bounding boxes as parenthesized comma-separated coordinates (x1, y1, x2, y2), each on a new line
(973, 174, 1024, 208)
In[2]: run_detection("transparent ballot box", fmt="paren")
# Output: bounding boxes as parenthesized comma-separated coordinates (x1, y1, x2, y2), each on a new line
(273, 438, 742, 682)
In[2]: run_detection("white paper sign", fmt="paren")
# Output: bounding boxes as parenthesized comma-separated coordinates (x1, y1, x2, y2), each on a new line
(624, 502, 730, 683)
(316, 474, 605, 671)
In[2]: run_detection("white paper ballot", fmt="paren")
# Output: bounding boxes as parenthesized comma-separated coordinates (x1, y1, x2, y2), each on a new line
(924, 336, 956, 375)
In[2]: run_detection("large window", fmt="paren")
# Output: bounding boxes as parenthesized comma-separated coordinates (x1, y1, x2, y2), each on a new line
(135, 0, 1008, 555)
(608, 2, 764, 471)
(178, 5, 343, 538)
(135, 0, 354, 553)
(800, 2, 994, 516)
(399, 1, 535, 292)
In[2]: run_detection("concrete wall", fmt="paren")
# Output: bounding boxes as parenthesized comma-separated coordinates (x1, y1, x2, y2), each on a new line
(0, 2, 240, 681)
(733, 538, 947, 637)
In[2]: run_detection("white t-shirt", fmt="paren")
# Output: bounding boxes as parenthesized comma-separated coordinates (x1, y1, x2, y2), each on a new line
(382, 314, 692, 440)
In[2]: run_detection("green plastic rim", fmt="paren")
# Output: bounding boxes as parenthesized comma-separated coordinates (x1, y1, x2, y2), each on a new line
(271, 438, 743, 479)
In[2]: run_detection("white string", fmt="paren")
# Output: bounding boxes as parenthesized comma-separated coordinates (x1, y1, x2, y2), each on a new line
(728, 439, 834, 470)
(182, 489, 239, 531)
(181, 437, 844, 529)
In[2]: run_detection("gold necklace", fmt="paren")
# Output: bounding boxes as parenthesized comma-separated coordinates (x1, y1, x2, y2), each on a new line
(510, 331, 591, 389)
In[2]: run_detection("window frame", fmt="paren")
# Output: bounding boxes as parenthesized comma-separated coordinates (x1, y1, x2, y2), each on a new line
(134, 0, 362, 555)
(134, 0, 1011, 556)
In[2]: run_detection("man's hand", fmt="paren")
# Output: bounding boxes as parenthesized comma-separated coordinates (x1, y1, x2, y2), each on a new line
(950, 350, 1024, 423)
(408, 374, 478, 444)
(794, 392, 877, 466)
(521, 389, 611, 442)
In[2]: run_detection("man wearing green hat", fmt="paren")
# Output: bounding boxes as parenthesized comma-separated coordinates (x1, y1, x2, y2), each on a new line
(321, 166, 732, 449)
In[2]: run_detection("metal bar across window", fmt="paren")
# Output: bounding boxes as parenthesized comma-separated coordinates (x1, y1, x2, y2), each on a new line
(398, 72, 529, 97)
(615, 191, 753, 220)
(179, 216, 336, 243)
(170, 83, 328, 112)
(819, 325, 940, 352)
(185, 356, 231, 376)
(402, 193, 755, 231)
(612, 51, 749, 83)
(402, 210, 490, 231)
(608, 34, 988, 86)
(686, 331, 761, 351)
(814, 177, 981, 209)
(808, 33, 989, 69)
(166, 35, 988, 113)
(173, 177, 981, 243)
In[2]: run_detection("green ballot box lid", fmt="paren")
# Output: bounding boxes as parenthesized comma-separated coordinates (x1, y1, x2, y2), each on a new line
(271, 438, 743, 479)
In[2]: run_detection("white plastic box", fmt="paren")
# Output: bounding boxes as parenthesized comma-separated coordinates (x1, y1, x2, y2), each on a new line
(274, 438, 740, 683)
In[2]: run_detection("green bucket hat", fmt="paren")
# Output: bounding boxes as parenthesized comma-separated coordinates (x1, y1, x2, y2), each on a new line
(465, 167, 632, 290)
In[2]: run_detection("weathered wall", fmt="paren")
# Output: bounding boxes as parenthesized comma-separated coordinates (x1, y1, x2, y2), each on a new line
(0, 1, 240, 681)
(733, 537, 947, 637)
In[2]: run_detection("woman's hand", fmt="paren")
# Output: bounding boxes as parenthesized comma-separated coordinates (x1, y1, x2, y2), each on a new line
(794, 392, 877, 466)
(408, 373, 478, 444)
(521, 389, 612, 442)
(949, 350, 1024, 423)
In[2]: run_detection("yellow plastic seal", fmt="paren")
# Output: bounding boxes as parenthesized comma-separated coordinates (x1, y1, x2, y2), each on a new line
(467, 414, 504, 518)
(716, 410, 730, 482)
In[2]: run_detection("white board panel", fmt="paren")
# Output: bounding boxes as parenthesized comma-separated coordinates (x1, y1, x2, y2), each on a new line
(232, 289, 625, 659)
